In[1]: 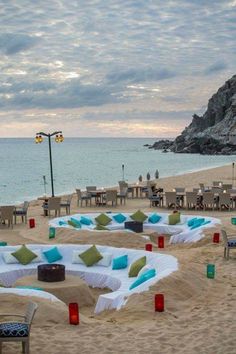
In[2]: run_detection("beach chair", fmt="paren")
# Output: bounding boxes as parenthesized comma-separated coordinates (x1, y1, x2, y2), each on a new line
(202, 192, 217, 210)
(186, 192, 198, 210)
(104, 190, 117, 206)
(117, 183, 128, 205)
(43, 197, 61, 217)
(0, 206, 15, 228)
(165, 192, 179, 209)
(221, 229, 236, 259)
(60, 195, 73, 215)
(76, 189, 91, 207)
(14, 201, 29, 224)
(218, 193, 232, 211)
(0, 301, 38, 354)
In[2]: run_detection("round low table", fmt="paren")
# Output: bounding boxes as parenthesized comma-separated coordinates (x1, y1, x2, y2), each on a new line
(14, 274, 95, 307)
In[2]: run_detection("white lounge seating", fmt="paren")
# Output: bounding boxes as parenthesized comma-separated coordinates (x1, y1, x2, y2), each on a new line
(50, 212, 221, 244)
(0, 244, 178, 314)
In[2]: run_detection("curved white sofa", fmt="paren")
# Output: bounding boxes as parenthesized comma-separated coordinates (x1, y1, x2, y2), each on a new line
(0, 244, 178, 313)
(50, 212, 221, 244)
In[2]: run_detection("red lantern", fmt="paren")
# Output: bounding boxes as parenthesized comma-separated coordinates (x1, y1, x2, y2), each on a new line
(29, 218, 35, 228)
(158, 236, 164, 248)
(213, 233, 220, 243)
(145, 244, 152, 252)
(155, 294, 164, 312)
(69, 303, 79, 325)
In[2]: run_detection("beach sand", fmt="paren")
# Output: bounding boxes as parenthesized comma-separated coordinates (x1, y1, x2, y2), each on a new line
(0, 163, 236, 354)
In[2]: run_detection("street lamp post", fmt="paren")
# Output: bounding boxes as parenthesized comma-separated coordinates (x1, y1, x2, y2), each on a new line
(122, 164, 125, 181)
(35, 131, 64, 197)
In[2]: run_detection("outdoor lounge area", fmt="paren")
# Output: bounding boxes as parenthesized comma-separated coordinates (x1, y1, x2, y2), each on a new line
(0, 244, 178, 314)
(50, 211, 221, 244)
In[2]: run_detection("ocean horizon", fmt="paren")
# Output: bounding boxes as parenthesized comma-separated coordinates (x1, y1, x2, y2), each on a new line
(1, 137, 236, 205)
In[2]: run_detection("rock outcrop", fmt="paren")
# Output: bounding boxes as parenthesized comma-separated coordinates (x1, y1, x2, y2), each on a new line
(149, 74, 236, 155)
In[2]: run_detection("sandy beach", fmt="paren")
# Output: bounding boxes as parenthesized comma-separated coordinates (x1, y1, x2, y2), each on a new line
(1, 163, 236, 354)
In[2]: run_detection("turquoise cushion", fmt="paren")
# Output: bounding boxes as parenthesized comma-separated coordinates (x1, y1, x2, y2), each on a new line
(80, 216, 93, 225)
(190, 218, 206, 230)
(129, 269, 156, 290)
(148, 214, 161, 224)
(112, 255, 128, 270)
(187, 218, 197, 227)
(113, 213, 127, 224)
(43, 247, 62, 263)
(58, 220, 67, 226)
(70, 218, 81, 228)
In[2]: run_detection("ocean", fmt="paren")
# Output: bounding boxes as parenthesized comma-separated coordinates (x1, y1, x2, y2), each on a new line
(0, 137, 235, 204)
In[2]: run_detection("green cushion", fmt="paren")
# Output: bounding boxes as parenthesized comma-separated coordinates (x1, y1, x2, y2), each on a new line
(11, 245, 37, 265)
(95, 225, 109, 231)
(130, 210, 148, 223)
(128, 256, 146, 277)
(168, 212, 180, 225)
(95, 213, 112, 226)
(79, 245, 103, 267)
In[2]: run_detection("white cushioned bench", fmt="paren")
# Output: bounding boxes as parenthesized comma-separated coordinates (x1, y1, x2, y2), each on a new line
(50, 212, 221, 244)
(0, 244, 178, 313)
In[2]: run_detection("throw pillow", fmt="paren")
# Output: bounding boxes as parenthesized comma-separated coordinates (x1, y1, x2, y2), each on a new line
(113, 213, 127, 224)
(130, 210, 148, 223)
(67, 220, 78, 228)
(112, 255, 128, 270)
(97, 253, 113, 267)
(70, 218, 81, 228)
(168, 212, 180, 225)
(128, 256, 146, 277)
(79, 245, 103, 267)
(129, 268, 156, 290)
(43, 247, 63, 263)
(137, 264, 153, 277)
(187, 218, 197, 227)
(58, 220, 68, 226)
(148, 214, 161, 224)
(80, 216, 93, 225)
(11, 245, 37, 265)
(3, 249, 42, 264)
(95, 213, 112, 226)
(94, 224, 109, 231)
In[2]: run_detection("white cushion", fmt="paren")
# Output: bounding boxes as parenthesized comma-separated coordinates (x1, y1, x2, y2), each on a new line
(137, 264, 154, 277)
(97, 253, 112, 267)
(72, 250, 112, 267)
(2, 249, 42, 264)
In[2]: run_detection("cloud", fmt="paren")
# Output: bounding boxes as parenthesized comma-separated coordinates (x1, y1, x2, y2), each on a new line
(0, 33, 40, 55)
(204, 61, 228, 75)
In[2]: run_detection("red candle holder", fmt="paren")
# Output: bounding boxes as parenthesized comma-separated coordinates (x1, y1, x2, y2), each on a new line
(145, 244, 152, 252)
(69, 303, 79, 325)
(158, 236, 164, 248)
(213, 233, 220, 243)
(155, 294, 164, 312)
(29, 218, 35, 228)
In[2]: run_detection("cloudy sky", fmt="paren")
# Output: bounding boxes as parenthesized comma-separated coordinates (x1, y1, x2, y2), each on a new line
(0, 0, 236, 138)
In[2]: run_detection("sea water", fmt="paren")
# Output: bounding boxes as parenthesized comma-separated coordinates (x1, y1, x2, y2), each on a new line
(0, 138, 235, 204)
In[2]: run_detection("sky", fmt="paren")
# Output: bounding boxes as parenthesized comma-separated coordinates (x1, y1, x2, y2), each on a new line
(0, 0, 236, 138)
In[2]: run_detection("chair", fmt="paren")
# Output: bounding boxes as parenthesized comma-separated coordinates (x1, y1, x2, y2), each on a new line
(0, 206, 15, 228)
(43, 197, 61, 217)
(117, 183, 128, 205)
(211, 187, 223, 194)
(0, 301, 38, 354)
(175, 188, 185, 207)
(221, 229, 236, 259)
(14, 201, 29, 224)
(104, 190, 117, 206)
(186, 192, 198, 210)
(199, 183, 205, 191)
(202, 192, 217, 210)
(147, 187, 162, 207)
(60, 195, 73, 215)
(76, 189, 91, 207)
(165, 192, 179, 209)
(193, 188, 200, 192)
(218, 193, 232, 211)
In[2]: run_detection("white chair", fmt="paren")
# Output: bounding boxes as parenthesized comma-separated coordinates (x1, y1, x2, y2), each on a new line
(0, 301, 38, 354)
(104, 190, 117, 206)
(165, 192, 179, 209)
(60, 195, 73, 215)
(221, 229, 236, 259)
(202, 192, 217, 210)
(186, 192, 198, 210)
(43, 197, 61, 217)
(218, 193, 232, 211)
(76, 189, 91, 207)
(0, 206, 15, 228)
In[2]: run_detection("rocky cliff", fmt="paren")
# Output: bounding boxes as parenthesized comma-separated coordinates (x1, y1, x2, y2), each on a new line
(149, 74, 236, 155)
